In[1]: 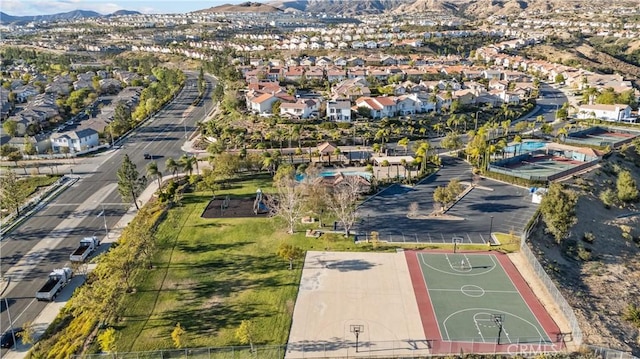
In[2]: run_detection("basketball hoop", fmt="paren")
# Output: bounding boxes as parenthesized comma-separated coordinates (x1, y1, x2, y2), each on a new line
(350, 325, 364, 352)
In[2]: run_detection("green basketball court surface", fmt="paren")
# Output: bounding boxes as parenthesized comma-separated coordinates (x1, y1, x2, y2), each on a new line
(406, 251, 563, 354)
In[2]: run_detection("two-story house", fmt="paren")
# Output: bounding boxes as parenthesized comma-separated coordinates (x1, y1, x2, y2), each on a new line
(327, 100, 352, 122)
(51, 128, 100, 153)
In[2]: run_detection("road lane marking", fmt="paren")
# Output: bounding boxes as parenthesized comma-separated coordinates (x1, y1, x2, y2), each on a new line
(0, 184, 118, 278)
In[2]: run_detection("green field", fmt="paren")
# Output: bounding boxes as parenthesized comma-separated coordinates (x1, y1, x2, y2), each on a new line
(116, 176, 364, 351)
(112, 176, 525, 352)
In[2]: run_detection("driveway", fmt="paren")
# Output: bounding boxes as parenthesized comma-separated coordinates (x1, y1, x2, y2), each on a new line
(354, 157, 539, 244)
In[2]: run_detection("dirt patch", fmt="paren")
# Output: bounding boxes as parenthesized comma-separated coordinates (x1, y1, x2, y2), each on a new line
(527, 149, 640, 355)
(201, 196, 269, 219)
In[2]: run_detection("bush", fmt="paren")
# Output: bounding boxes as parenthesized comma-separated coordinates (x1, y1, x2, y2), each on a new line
(577, 243, 592, 261)
(599, 188, 617, 208)
(623, 304, 640, 327)
(617, 170, 639, 202)
(582, 231, 596, 243)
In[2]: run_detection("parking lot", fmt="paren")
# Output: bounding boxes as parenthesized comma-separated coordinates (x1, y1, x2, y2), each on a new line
(355, 157, 539, 244)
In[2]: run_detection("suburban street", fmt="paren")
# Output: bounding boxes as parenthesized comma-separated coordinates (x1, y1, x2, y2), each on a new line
(0, 72, 214, 351)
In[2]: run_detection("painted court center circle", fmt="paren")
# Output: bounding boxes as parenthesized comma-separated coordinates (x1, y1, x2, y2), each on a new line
(460, 285, 485, 297)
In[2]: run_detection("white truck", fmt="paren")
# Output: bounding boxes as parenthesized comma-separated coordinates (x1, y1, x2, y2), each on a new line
(70, 236, 100, 262)
(35, 267, 73, 301)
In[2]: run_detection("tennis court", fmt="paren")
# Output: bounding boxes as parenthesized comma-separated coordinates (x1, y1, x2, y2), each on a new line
(489, 149, 596, 182)
(566, 127, 639, 148)
(406, 251, 563, 354)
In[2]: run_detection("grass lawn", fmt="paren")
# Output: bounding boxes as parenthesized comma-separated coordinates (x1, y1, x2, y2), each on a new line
(114, 175, 524, 352)
(0, 175, 61, 215)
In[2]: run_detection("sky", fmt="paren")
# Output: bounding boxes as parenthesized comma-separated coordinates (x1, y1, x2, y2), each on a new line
(1, 0, 254, 16)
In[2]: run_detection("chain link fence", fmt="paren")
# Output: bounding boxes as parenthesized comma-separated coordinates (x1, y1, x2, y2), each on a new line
(520, 213, 582, 346)
(587, 345, 639, 359)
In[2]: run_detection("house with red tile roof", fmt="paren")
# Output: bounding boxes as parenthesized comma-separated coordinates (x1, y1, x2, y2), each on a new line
(355, 96, 397, 119)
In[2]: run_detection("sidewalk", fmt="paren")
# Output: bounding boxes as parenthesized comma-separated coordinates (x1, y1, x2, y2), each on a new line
(2, 171, 177, 359)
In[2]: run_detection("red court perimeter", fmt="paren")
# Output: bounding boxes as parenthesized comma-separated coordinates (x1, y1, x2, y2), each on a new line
(405, 250, 564, 355)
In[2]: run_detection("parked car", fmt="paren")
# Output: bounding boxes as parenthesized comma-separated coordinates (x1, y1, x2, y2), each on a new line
(0, 329, 22, 349)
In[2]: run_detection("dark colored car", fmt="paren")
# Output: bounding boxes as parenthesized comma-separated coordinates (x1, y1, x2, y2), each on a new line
(144, 153, 152, 159)
(0, 329, 22, 349)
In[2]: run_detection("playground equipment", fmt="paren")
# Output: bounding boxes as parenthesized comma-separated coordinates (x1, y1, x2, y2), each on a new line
(253, 188, 268, 215)
(220, 195, 230, 216)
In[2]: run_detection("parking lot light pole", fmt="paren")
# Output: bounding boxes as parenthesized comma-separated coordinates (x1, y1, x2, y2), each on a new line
(489, 216, 494, 235)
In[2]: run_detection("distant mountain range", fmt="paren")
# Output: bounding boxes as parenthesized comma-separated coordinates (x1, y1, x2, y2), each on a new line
(3, 0, 638, 24)
(0, 9, 142, 25)
(195, 1, 282, 13)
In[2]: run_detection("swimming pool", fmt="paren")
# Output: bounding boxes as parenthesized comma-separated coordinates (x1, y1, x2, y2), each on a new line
(504, 141, 546, 154)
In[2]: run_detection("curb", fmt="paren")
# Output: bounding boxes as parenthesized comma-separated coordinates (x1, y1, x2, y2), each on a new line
(0, 176, 79, 239)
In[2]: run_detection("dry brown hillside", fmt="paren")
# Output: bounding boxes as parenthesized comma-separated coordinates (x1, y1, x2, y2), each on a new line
(528, 144, 640, 355)
(521, 41, 640, 84)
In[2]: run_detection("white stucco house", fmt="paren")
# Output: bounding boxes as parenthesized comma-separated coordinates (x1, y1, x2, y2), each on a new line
(576, 104, 633, 122)
(51, 128, 99, 153)
(327, 100, 352, 122)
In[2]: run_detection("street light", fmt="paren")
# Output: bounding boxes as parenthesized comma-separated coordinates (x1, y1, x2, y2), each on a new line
(97, 204, 108, 238)
(489, 216, 494, 236)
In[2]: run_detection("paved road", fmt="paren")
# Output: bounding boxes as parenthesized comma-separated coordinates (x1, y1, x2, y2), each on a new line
(355, 156, 539, 244)
(0, 72, 214, 353)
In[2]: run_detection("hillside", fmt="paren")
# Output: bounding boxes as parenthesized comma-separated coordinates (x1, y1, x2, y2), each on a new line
(0, 9, 141, 25)
(529, 144, 640, 355)
(266, 0, 640, 16)
(520, 41, 640, 86)
(392, 0, 459, 14)
(268, 0, 412, 15)
(196, 1, 282, 13)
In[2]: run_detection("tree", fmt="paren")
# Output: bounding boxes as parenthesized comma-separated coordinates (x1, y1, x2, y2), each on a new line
(179, 154, 197, 176)
(554, 73, 565, 84)
(201, 168, 220, 195)
(539, 183, 578, 243)
(165, 157, 179, 177)
(616, 170, 638, 202)
(146, 161, 163, 190)
(433, 178, 463, 210)
(17, 321, 35, 345)
(3, 120, 18, 137)
(171, 323, 186, 349)
(397, 137, 410, 155)
(325, 175, 362, 236)
(7, 150, 23, 166)
(277, 243, 305, 270)
(235, 320, 255, 353)
(23, 139, 37, 155)
(97, 327, 118, 354)
(116, 154, 147, 210)
(441, 132, 463, 151)
(0, 144, 19, 157)
(267, 165, 305, 234)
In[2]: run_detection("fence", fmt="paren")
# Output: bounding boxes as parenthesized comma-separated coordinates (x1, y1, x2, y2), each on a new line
(519, 213, 583, 346)
(70, 338, 568, 359)
(587, 345, 639, 359)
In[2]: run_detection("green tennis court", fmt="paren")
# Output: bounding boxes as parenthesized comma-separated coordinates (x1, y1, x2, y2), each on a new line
(417, 252, 552, 344)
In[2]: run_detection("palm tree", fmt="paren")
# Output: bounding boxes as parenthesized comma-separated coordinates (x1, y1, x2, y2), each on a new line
(165, 157, 179, 177)
(179, 154, 197, 176)
(146, 161, 163, 190)
(413, 141, 431, 174)
(397, 137, 410, 155)
(432, 122, 444, 137)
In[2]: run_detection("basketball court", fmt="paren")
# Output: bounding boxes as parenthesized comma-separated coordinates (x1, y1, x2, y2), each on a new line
(286, 250, 564, 358)
(405, 251, 562, 354)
